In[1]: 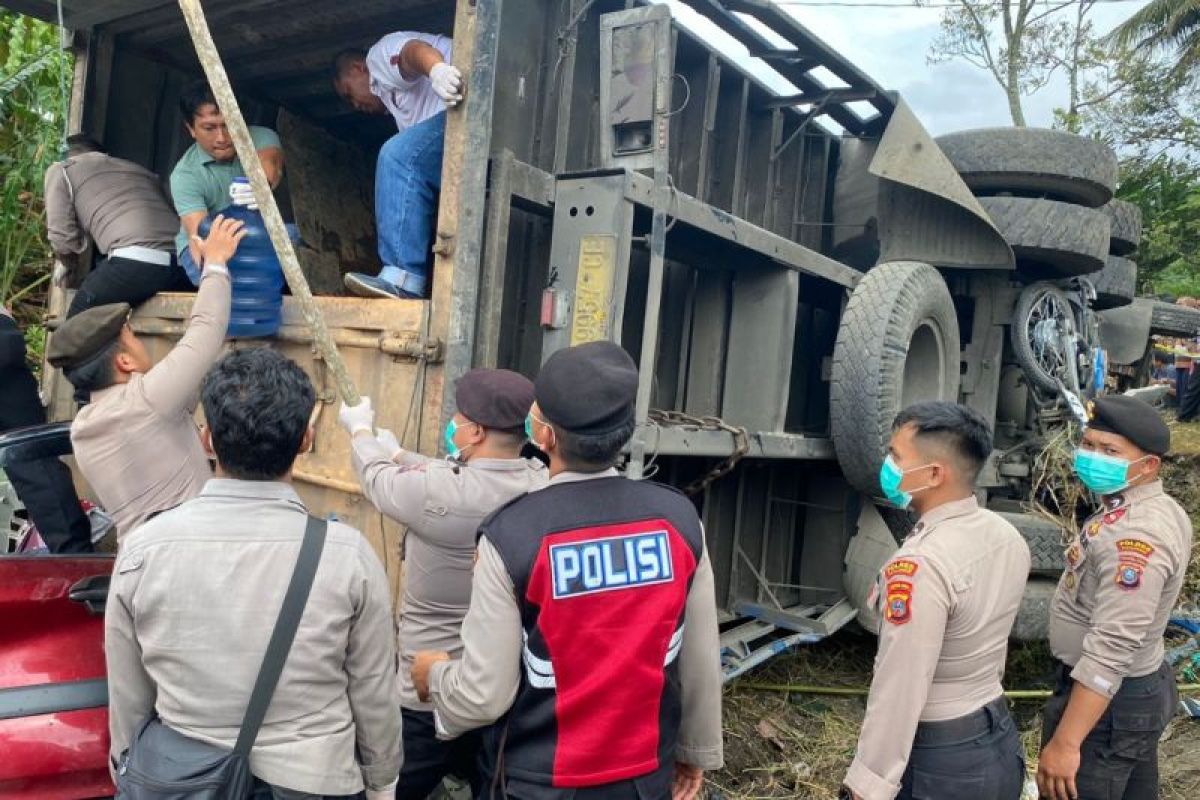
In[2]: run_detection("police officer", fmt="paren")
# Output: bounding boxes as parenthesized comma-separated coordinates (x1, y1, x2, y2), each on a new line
(46, 215, 244, 538)
(337, 369, 548, 799)
(843, 402, 1030, 800)
(409, 341, 723, 800)
(1037, 395, 1192, 800)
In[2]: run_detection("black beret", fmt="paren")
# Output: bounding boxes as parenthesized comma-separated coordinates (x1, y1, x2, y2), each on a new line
(455, 368, 535, 430)
(46, 302, 130, 370)
(535, 341, 638, 435)
(1086, 394, 1170, 455)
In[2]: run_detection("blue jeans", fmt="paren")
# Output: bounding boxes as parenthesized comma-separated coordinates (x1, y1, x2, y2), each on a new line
(375, 112, 446, 294)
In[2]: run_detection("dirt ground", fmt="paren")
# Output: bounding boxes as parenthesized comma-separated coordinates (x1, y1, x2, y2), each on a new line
(713, 417, 1200, 799)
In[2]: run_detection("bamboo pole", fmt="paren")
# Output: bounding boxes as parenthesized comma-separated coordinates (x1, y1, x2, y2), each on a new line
(176, 0, 360, 405)
(739, 682, 1200, 701)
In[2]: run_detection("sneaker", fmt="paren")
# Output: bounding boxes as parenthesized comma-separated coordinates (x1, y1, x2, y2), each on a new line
(344, 272, 421, 299)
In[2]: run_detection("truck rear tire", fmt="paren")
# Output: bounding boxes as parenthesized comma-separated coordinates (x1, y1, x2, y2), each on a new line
(979, 196, 1109, 278)
(1149, 300, 1200, 337)
(1102, 199, 1142, 256)
(935, 127, 1117, 208)
(831, 261, 961, 496)
(994, 511, 1066, 577)
(1090, 256, 1137, 310)
(1012, 577, 1057, 642)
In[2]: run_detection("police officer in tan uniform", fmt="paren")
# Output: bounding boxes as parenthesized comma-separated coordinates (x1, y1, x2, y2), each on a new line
(46, 215, 244, 538)
(338, 369, 547, 799)
(1037, 395, 1191, 800)
(843, 402, 1030, 800)
(410, 342, 723, 800)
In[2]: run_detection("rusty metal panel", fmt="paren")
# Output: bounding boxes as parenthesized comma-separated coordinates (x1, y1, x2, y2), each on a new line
(124, 293, 431, 603)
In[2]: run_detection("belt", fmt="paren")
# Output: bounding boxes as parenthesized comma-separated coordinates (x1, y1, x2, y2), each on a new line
(1052, 659, 1164, 692)
(912, 696, 1010, 747)
(110, 245, 174, 266)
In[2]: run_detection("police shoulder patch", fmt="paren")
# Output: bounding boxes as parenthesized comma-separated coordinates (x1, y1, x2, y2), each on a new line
(885, 579, 914, 625)
(1115, 563, 1143, 591)
(1102, 507, 1128, 526)
(1116, 538, 1154, 557)
(884, 558, 920, 579)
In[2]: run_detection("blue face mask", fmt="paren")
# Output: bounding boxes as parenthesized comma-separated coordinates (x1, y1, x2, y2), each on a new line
(524, 414, 533, 441)
(445, 419, 465, 460)
(1073, 449, 1147, 495)
(879, 454, 932, 509)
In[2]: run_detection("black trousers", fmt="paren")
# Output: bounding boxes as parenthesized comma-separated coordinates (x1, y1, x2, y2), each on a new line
(897, 697, 1025, 800)
(399, 708, 482, 800)
(1179, 367, 1200, 422)
(67, 253, 193, 318)
(250, 779, 364, 799)
(1041, 661, 1177, 800)
(5, 457, 93, 553)
(2, 363, 92, 554)
(477, 759, 673, 800)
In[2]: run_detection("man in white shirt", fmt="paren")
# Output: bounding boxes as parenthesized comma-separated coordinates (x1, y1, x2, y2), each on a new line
(332, 32, 463, 300)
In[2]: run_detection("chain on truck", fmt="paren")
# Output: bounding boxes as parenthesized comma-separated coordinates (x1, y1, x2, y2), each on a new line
(6, 0, 1194, 683)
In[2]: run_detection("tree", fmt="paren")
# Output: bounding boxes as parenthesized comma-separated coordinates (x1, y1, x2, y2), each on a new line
(1107, 0, 1200, 78)
(925, 0, 1084, 126)
(1115, 157, 1200, 297)
(0, 10, 70, 313)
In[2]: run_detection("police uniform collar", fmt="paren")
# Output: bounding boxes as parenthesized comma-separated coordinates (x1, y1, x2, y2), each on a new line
(462, 457, 544, 473)
(548, 467, 620, 486)
(200, 478, 305, 506)
(910, 495, 979, 539)
(1102, 480, 1164, 510)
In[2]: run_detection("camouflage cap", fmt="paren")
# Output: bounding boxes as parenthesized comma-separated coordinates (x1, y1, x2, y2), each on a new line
(46, 302, 130, 370)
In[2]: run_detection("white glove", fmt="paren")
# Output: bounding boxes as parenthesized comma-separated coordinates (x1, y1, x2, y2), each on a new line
(229, 180, 258, 210)
(375, 428, 403, 460)
(429, 62, 463, 107)
(338, 396, 375, 436)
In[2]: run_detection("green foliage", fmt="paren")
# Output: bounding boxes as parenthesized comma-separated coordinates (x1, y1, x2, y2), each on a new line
(0, 10, 70, 315)
(1106, 0, 1200, 78)
(1116, 156, 1200, 297)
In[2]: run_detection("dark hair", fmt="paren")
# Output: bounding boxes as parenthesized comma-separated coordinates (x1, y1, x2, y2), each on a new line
(201, 348, 316, 480)
(66, 134, 104, 155)
(554, 417, 636, 471)
(179, 80, 218, 124)
(1153, 351, 1174, 364)
(63, 339, 120, 392)
(331, 48, 368, 81)
(892, 401, 992, 483)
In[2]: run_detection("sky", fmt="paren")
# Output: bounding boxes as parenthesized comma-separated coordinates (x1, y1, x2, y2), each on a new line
(658, 0, 1150, 136)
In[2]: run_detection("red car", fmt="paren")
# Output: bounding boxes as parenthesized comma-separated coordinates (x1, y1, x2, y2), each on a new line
(0, 423, 115, 798)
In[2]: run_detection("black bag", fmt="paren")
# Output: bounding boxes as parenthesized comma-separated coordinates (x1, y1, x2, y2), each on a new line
(115, 516, 328, 799)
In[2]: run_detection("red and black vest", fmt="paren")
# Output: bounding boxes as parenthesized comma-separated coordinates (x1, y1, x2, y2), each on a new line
(480, 475, 705, 789)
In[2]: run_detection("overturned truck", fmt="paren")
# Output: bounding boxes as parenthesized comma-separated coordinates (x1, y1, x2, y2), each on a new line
(10, 0, 1191, 676)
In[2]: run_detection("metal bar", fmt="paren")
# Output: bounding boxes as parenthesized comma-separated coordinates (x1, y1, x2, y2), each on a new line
(623, 171, 861, 287)
(626, 8, 674, 480)
(730, 78, 750, 219)
(477, 149, 516, 368)
(696, 56, 720, 204)
(509, 158, 556, 210)
(646, 426, 836, 460)
(764, 87, 879, 110)
(681, 0, 879, 135)
(422, 0, 504, 450)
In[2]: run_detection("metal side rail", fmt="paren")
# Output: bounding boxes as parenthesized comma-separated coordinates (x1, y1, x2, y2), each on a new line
(720, 597, 858, 682)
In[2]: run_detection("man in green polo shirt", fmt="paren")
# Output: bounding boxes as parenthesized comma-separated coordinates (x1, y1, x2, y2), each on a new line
(169, 81, 285, 284)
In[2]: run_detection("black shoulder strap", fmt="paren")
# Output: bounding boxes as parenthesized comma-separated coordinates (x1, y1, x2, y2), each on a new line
(234, 514, 327, 755)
